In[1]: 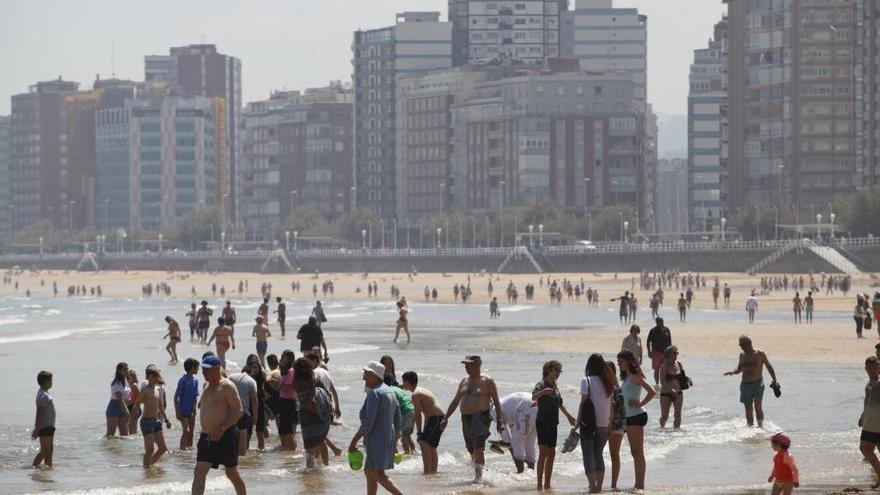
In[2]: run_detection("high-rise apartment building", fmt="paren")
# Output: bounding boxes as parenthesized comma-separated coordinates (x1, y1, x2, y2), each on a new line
(353, 12, 453, 219)
(240, 84, 353, 235)
(725, 0, 859, 210)
(862, 1, 880, 186)
(688, 18, 728, 232)
(128, 97, 221, 230)
(0, 116, 10, 241)
(145, 44, 241, 224)
(9, 78, 80, 231)
(655, 158, 689, 234)
(573, 0, 648, 111)
(448, 0, 567, 66)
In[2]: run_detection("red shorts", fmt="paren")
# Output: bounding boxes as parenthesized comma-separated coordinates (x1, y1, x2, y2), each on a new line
(217, 341, 231, 353)
(651, 351, 664, 371)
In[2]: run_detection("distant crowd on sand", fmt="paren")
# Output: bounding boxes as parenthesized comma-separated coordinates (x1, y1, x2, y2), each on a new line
(22, 268, 880, 495)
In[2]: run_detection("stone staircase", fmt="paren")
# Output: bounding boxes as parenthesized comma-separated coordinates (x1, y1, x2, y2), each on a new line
(808, 244, 863, 276)
(497, 246, 544, 273)
(746, 239, 808, 274)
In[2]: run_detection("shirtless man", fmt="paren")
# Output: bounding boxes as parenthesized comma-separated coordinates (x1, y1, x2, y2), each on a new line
(222, 301, 237, 331)
(257, 299, 269, 326)
(401, 371, 445, 475)
(394, 298, 410, 344)
(724, 335, 779, 428)
(192, 355, 245, 495)
(273, 297, 286, 337)
(442, 355, 503, 483)
(196, 301, 213, 343)
(206, 318, 235, 369)
(252, 316, 271, 368)
(163, 316, 181, 364)
(137, 366, 172, 467)
(186, 303, 198, 341)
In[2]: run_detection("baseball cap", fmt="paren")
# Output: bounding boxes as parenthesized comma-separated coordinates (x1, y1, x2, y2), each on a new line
(201, 355, 222, 369)
(461, 355, 482, 364)
(769, 432, 791, 447)
(363, 361, 385, 378)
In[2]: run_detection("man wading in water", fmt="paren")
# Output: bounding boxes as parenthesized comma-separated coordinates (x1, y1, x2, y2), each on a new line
(724, 335, 780, 428)
(442, 356, 504, 483)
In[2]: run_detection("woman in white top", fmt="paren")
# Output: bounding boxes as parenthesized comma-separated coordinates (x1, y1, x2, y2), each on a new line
(105, 362, 131, 436)
(575, 353, 614, 494)
(620, 325, 643, 365)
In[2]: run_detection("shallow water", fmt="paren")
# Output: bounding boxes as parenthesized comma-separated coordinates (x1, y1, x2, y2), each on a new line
(0, 296, 873, 494)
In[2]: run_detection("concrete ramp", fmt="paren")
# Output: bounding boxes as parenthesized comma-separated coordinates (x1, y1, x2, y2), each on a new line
(808, 245, 863, 276)
(497, 247, 543, 273)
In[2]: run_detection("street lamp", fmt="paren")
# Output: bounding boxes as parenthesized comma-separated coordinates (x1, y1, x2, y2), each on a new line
(406, 218, 411, 250)
(587, 213, 593, 241)
(816, 214, 823, 240)
(209, 224, 214, 244)
(294, 231, 299, 251)
(285, 231, 290, 251)
(103, 199, 110, 230)
(830, 212, 836, 240)
(623, 221, 630, 243)
(538, 224, 544, 248)
(529, 224, 534, 248)
(618, 212, 624, 242)
(289, 190, 298, 214)
(721, 217, 727, 242)
(392, 218, 398, 250)
(350, 186, 357, 210)
(436, 227, 442, 249)
(774, 205, 778, 240)
(380, 219, 385, 249)
(221, 231, 226, 253)
(499, 180, 505, 248)
(158, 233, 163, 254)
(361, 229, 367, 249)
(69, 200, 76, 232)
(39, 236, 44, 257)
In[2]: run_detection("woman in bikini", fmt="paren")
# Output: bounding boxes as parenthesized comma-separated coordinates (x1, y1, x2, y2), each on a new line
(659, 346, 691, 429)
(206, 317, 235, 369)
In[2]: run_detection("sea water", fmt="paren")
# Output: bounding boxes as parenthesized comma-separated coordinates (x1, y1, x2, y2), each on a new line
(0, 296, 871, 494)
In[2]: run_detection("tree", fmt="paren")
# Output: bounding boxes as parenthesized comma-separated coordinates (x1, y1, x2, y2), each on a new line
(175, 208, 221, 249)
(335, 209, 383, 244)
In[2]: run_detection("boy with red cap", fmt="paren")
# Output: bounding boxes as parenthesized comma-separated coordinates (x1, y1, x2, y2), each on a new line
(767, 432, 799, 494)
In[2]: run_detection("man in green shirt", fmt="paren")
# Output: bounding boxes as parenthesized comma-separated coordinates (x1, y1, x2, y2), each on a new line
(391, 386, 416, 454)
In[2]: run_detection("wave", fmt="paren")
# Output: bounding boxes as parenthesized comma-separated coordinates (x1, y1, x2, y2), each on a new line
(22, 477, 231, 495)
(0, 322, 126, 345)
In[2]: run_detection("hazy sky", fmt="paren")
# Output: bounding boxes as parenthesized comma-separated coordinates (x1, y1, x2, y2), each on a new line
(1, 0, 725, 117)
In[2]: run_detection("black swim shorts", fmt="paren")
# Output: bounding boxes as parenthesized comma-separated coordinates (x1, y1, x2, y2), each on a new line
(862, 429, 880, 445)
(461, 410, 491, 454)
(417, 415, 445, 449)
(196, 428, 239, 469)
(37, 426, 56, 438)
(237, 413, 253, 435)
(625, 412, 648, 427)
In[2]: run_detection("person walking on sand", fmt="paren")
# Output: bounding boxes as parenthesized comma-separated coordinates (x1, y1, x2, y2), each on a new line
(532, 360, 576, 491)
(767, 432, 799, 495)
(163, 316, 181, 364)
(677, 293, 688, 323)
(856, 295, 869, 339)
(792, 293, 803, 324)
(442, 355, 504, 484)
(401, 371, 446, 475)
(252, 316, 271, 369)
(393, 298, 410, 344)
(620, 325, 643, 365)
(136, 366, 172, 468)
(348, 361, 403, 495)
(804, 291, 815, 324)
(724, 335, 779, 428)
(746, 290, 759, 324)
(616, 350, 656, 491)
(32, 371, 55, 468)
(174, 358, 199, 451)
(860, 356, 880, 488)
(191, 355, 245, 495)
(724, 283, 732, 307)
(646, 318, 672, 387)
(206, 317, 235, 369)
(273, 297, 286, 337)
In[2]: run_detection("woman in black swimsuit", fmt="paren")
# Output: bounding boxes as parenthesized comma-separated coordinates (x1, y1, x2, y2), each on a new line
(659, 346, 692, 428)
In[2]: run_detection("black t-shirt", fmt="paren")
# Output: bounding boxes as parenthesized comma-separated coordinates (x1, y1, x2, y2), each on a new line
(533, 379, 562, 426)
(299, 324, 323, 352)
(647, 326, 672, 354)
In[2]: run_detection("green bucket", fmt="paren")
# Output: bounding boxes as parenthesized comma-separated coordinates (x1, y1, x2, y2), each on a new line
(348, 450, 364, 471)
(394, 451, 403, 465)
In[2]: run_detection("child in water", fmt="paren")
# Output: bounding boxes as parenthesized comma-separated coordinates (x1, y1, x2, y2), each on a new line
(768, 432, 799, 494)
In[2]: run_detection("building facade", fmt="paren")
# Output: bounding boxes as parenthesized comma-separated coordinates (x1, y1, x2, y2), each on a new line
(0, 116, 9, 241)
(241, 85, 354, 235)
(862, 0, 880, 187)
(448, 0, 567, 66)
(353, 12, 453, 219)
(655, 158, 689, 234)
(725, 0, 860, 210)
(145, 44, 241, 224)
(9, 78, 81, 231)
(688, 18, 728, 232)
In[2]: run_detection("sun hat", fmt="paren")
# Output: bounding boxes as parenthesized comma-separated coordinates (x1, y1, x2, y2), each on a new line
(363, 361, 385, 378)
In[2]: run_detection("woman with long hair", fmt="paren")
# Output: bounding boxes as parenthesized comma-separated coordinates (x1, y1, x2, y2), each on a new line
(576, 354, 613, 493)
(294, 357, 333, 467)
(617, 350, 656, 491)
(605, 361, 627, 490)
(379, 355, 398, 386)
(126, 369, 141, 435)
(533, 360, 576, 491)
(659, 346, 691, 428)
(267, 349, 299, 450)
(105, 362, 131, 436)
(245, 354, 269, 451)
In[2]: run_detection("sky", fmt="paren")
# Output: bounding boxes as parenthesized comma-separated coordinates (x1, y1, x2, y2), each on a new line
(0, 0, 726, 117)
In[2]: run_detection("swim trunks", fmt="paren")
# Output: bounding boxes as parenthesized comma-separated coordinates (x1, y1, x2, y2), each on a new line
(140, 416, 163, 435)
(196, 428, 239, 469)
(651, 351, 664, 371)
(401, 411, 415, 436)
(256, 341, 268, 355)
(862, 430, 880, 444)
(38, 426, 56, 437)
(237, 413, 253, 435)
(217, 341, 231, 353)
(739, 380, 765, 405)
(461, 410, 492, 453)
(417, 415, 445, 449)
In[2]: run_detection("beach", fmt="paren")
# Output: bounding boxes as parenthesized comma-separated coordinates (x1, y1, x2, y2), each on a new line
(0, 269, 878, 494)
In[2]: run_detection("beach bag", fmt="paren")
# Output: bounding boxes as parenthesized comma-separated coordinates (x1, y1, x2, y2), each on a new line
(867, 312, 874, 330)
(579, 380, 598, 438)
(677, 363, 691, 391)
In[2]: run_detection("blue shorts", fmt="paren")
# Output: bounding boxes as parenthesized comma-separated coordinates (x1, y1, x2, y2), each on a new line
(106, 400, 128, 418)
(256, 341, 268, 354)
(140, 416, 163, 435)
(740, 380, 765, 405)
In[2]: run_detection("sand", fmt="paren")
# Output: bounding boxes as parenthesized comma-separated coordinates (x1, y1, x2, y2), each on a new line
(1, 268, 876, 363)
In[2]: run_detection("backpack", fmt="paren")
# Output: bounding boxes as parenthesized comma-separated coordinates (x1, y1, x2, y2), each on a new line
(579, 379, 598, 438)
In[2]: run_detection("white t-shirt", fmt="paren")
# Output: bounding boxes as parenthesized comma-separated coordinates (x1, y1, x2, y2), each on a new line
(498, 392, 536, 429)
(110, 381, 131, 400)
(314, 368, 334, 392)
(581, 376, 612, 428)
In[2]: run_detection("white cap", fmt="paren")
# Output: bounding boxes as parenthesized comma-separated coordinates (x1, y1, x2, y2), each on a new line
(363, 361, 385, 379)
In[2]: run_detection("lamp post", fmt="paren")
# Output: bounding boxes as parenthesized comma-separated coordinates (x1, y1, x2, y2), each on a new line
(436, 227, 442, 249)
(210, 224, 214, 244)
(420, 220, 424, 250)
(69, 200, 76, 232)
(529, 224, 534, 248)
(158, 233, 163, 254)
(830, 212, 836, 240)
(368, 222, 372, 248)
(623, 221, 629, 243)
(538, 224, 544, 248)
(499, 180, 505, 248)
(350, 186, 357, 210)
(289, 190, 298, 214)
(774, 205, 778, 240)
(458, 217, 463, 249)
(471, 217, 477, 249)
(816, 214, 823, 240)
(285, 231, 290, 251)
(618, 212, 624, 242)
(361, 229, 367, 250)
(380, 219, 385, 249)
(293, 231, 298, 251)
(392, 218, 398, 250)
(445, 218, 449, 248)
(221, 231, 226, 253)
(406, 218, 411, 250)
(39, 236, 44, 257)
(721, 217, 727, 242)
(588, 213, 593, 241)
(485, 216, 490, 247)
(103, 199, 110, 230)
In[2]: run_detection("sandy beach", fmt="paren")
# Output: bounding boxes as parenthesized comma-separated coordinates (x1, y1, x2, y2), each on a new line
(2, 268, 875, 364)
